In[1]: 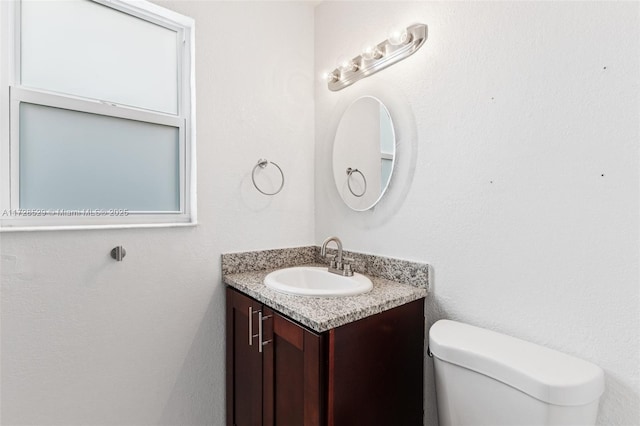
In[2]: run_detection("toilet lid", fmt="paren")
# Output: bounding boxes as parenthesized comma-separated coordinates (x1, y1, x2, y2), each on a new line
(429, 320, 605, 406)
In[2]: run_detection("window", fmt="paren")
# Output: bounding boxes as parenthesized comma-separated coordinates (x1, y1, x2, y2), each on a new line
(0, 0, 196, 230)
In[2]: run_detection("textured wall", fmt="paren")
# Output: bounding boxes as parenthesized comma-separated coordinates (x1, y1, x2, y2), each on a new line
(314, 2, 639, 425)
(0, 2, 315, 424)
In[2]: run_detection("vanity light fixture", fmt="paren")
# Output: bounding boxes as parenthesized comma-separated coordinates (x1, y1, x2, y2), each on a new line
(324, 23, 427, 91)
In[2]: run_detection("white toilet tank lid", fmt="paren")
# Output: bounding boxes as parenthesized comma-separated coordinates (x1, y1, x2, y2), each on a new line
(429, 320, 605, 406)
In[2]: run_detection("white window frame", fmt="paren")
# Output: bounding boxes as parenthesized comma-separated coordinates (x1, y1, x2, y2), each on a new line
(0, 0, 197, 231)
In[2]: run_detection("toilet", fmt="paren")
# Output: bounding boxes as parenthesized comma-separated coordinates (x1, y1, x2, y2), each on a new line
(429, 320, 605, 425)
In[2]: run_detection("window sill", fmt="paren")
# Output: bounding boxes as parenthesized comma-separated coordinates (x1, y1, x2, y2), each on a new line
(0, 221, 198, 232)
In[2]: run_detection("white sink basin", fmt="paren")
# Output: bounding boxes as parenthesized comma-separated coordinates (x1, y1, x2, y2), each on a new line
(264, 266, 373, 297)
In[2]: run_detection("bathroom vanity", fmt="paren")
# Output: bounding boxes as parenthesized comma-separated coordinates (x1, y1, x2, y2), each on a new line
(223, 247, 429, 426)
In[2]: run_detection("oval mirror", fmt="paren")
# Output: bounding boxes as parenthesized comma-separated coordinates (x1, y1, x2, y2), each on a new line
(332, 96, 396, 211)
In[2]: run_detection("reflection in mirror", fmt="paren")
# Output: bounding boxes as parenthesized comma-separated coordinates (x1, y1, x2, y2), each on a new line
(333, 96, 396, 211)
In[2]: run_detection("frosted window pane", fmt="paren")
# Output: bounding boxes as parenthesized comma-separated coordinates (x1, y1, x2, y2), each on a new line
(19, 103, 180, 211)
(21, 0, 178, 114)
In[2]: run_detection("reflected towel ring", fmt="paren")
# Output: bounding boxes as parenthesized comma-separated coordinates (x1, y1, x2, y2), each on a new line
(252, 159, 284, 195)
(346, 167, 367, 197)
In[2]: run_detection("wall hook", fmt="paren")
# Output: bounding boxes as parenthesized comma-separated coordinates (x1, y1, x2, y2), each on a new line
(110, 246, 126, 261)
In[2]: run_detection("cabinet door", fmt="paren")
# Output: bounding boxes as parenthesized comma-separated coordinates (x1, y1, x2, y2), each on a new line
(226, 288, 264, 426)
(328, 299, 425, 426)
(262, 307, 325, 426)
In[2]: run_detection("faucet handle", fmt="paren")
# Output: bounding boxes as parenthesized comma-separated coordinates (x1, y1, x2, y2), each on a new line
(325, 254, 337, 268)
(343, 257, 355, 274)
(343, 263, 354, 276)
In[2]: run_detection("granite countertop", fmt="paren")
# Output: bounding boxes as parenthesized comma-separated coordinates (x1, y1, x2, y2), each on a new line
(223, 264, 427, 333)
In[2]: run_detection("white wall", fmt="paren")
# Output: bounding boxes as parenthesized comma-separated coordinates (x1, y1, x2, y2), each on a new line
(0, 1, 315, 424)
(315, 2, 639, 425)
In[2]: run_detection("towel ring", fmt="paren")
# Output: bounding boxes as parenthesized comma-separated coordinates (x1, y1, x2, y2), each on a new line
(252, 159, 284, 195)
(346, 167, 367, 197)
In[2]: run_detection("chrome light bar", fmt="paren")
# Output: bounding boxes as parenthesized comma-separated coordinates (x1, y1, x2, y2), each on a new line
(326, 24, 428, 92)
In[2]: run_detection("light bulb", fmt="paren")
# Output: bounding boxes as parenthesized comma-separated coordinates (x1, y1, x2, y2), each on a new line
(336, 55, 358, 73)
(361, 44, 383, 60)
(322, 70, 338, 83)
(340, 60, 358, 73)
(387, 26, 411, 46)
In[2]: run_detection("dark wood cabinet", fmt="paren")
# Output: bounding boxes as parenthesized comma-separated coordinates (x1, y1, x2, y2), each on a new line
(226, 287, 424, 426)
(226, 288, 266, 426)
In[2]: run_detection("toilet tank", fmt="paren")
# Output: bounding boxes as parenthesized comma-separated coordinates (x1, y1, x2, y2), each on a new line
(429, 320, 605, 426)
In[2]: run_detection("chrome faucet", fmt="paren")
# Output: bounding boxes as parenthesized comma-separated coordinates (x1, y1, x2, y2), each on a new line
(320, 236, 354, 277)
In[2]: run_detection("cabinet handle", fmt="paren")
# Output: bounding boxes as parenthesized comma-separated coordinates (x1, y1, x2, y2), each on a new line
(258, 312, 273, 353)
(248, 307, 262, 346)
(248, 307, 261, 345)
(248, 307, 253, 345)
